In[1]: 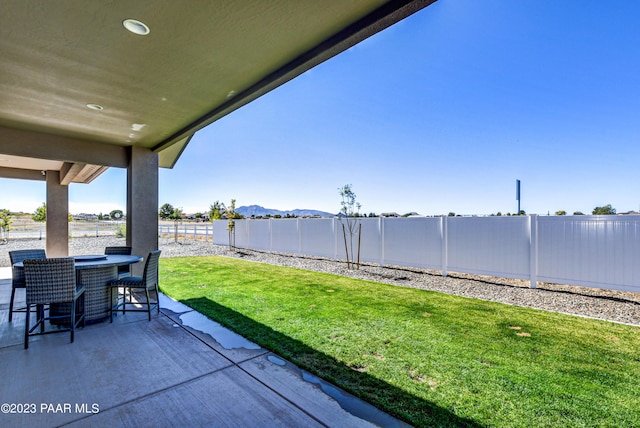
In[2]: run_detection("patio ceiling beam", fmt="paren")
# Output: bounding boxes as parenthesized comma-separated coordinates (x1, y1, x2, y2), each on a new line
(60, 162, 86, 185)
(0, 126, 128, 168)
(77, 165, 110, 184)
(0, 166, 45, 181)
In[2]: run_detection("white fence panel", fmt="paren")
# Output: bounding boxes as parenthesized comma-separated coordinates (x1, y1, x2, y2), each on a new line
(537, 216, 640, 292)
(300, 219, 335, 258)
(168, 215, 640, 294)
(211, 220, 229, 246)
(447, 216, 531, 279)
(246, 219, 272, 251)
(233, 220, 250, 248)
(270, 219, 299, 253)
(335, 218, 381, 264)
(382, 217, 442, 269)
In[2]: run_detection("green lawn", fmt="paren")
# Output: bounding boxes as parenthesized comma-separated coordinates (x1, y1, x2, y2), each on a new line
(159, 256, 640, 427)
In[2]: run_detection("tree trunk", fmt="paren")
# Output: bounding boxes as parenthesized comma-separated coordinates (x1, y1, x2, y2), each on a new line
(342, 223, 350, 269)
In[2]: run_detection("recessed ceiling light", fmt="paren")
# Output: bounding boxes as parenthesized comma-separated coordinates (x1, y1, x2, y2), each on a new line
(86, 103, 104, 111)
(123, 19, 150, 35)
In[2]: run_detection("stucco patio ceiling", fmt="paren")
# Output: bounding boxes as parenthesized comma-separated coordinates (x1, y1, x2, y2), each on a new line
(0, 0, 435, 184)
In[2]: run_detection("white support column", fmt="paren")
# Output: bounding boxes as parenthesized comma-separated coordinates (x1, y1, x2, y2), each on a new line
(46, 170, 69, 257)
(441, 215, 448, 277)
(529, 214, 538, 289)
(379, 216, 385, 267)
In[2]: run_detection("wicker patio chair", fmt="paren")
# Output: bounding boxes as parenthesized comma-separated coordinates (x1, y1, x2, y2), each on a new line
(23, 258, 86, 349)
(109, 250, 161, 322)
(105, 246, 133, 278)
(9, 249, 46, 322)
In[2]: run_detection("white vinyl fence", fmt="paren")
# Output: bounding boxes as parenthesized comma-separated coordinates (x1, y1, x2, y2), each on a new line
(206, 216, 640, 294)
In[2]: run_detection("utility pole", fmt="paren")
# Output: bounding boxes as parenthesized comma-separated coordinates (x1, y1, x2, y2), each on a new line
(516, 179, 521, 215)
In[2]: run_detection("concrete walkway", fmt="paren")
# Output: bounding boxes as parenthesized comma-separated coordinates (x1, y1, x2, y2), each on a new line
(0, 271, 409, 427)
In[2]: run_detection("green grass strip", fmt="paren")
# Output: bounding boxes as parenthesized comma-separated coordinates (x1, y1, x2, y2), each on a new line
(160, 256, 640, 427)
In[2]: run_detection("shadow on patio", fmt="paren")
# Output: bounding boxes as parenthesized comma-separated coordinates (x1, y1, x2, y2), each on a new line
(0, 269, 477, 427)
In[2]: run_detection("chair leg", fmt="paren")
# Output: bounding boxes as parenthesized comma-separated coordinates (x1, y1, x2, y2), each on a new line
(9, 287, 16, 322)
(80, 294, 86, 328)
(145, 288, 151, 321)
(70, 300, 75, 343)
(156, 284, 160, 314)
(38, 304, 45, 333)
(110, 286, 115, 323)
(24, 304, 30, 349)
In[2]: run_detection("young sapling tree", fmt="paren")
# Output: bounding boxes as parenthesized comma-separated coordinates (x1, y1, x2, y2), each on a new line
(338, 184, 362, 269)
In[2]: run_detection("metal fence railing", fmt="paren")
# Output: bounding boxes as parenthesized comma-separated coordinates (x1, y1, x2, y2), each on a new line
(158, 223, 213, 242)
(3, 222, 125, 240)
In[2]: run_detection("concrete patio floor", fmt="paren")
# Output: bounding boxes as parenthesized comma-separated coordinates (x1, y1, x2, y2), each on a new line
(0, 268, 408, 427)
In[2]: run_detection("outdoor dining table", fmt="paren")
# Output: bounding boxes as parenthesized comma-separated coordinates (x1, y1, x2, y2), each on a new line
(14, 254, 143, 323)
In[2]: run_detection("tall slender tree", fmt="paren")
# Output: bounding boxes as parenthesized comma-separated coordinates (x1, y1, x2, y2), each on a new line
(338, 184, 362, 269)
(209, 201, 224, 220)
(32, 202, 47, 222)
(226, 199, 237, 250)
(159, 203, 183, 242)
(0, 209, 13, 242)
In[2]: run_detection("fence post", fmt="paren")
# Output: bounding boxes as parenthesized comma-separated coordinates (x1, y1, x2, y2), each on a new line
(529, 215, 538, 289)
(245, 219, 250, 249)
(379, 216, 385, 267)
(297, 218, 302, 257)
(441, 216, 448, 277)
(333, 217, 338, 262)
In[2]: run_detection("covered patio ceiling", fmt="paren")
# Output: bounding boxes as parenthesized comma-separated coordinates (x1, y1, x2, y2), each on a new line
(0, 0, 435, 184)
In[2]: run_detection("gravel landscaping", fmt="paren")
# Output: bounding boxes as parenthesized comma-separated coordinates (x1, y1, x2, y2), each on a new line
(2, 236, 639, 326)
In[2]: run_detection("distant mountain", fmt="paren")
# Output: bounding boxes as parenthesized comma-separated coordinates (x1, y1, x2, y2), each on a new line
(236, 205, 334, 218)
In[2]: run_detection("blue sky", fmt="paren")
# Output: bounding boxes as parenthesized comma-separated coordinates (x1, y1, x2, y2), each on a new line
(3, 0, 640, 216)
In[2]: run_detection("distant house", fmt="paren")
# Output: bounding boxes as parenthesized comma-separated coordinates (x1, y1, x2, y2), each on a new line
(73, 213, 99, 221)
(183, 213, 210, 222)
